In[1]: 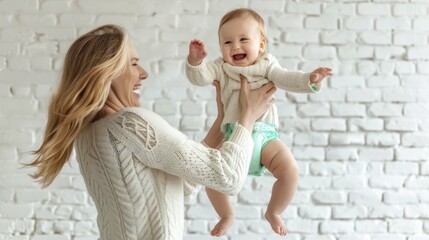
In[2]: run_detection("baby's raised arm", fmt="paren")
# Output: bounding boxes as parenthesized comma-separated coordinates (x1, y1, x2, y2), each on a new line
(188, 39, 208, 66)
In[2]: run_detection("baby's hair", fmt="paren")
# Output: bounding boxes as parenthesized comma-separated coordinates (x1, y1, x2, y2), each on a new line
(218, 8, 268, 43)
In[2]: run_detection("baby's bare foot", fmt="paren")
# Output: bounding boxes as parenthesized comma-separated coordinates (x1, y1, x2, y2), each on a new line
(265, 211, 287, 236)
(210, 217, 234, 237)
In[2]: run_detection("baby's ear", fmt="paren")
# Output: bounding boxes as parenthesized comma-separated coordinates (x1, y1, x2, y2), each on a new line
(259, 38, 267, 53)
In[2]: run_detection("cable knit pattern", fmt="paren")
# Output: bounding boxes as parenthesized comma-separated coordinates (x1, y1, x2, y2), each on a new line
(186, 54, 322, 131)
(75, 107, 253, 240)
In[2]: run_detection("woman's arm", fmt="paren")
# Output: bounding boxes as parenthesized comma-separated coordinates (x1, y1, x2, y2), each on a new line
(116, 78, 276, 195)
(203, 80, 224, 149)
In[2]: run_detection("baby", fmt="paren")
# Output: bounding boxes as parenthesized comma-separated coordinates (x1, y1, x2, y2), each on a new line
(185, 8, 332, 236)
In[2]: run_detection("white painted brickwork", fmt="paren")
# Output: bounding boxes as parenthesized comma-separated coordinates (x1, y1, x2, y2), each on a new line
(0, 0, 428, 239)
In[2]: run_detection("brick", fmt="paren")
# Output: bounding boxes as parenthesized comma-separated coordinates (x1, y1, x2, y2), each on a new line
(286, 2, 321, 15)
(396, 147, 429, 161)
(394, 32, 427, 46)
(309, 89, 346, 102)
(404, 103, 429, 118)
(368, 205, 403, 218)
(299, 176, 331, 189)
(376, 18, 411, 30)
(358, 3, 390, 16)
(344, 17, 374, 31)
(269, 44, 302, 58)
(402, 75, 429, 88)
(298, 103, 330, 117)
(405, 176, 429, 189)
(284, 30, 320, 44)
(339, 234, 371, 240)
(408, 47, 429, 60)
(321, 31, 356, 44)
(310, 162, 345, 176)
(349, 191, 382, 204)
(41, 0, 71, 12)
(0, 203, 33, 218)
(360, 31, 391, 45)
(369, 175, 406, 189)
(305, 16, 338, 30)
(299, 206, 331, 219)
(270, 15, 303, 29)
(413, 18, 429, 31)
(180, 101, 204, 116)
(326, 147, 359, 161)
(312, 191, 347, 204)
(0, 0, 37, 13)
(357, 61, 377, 76)
(313, 119, 347, 132)
(320, 220, 354, 233)
(330, 133, 365, 145)
(393, 4, 427, 16)
(323, 3, 356, 16)
(294, 132, 328, 146)
(384, 191, 418, 204)
(292, 147, 325, 161)
(360, 148, 394, 161)
(330, 75, 365, 88)
(287, 219, 319, 233)
(338, 46, 373, 59)
(333, 206, 368, 219)
(366, 133, 400, 146)
(303, 45, 336, 60)
(333, 175, 366, 189)
(386, 118, 418, 132)
(374, 46, 406, 60)
(17, 14, 57, 26)
(405, 205, 429, 218)
(250, 0, 285, 12)
(368, 103, 402, 117)
(332, 104, 366, 117)
(389, 219, 422, 234)
(348, 118, 384, 131)
(402, 133, 429, 147)
(356, 220, 387, 233)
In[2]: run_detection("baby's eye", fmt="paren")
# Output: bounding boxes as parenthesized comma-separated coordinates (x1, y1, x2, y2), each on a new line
(240, 38, 248, 42)
(224, 41, 231, 45)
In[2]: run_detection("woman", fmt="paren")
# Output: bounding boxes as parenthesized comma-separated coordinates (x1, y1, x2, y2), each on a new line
(26, 24, 276, 240)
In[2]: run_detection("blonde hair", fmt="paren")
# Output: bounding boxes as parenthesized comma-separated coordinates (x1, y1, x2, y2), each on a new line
(218, 8, 268, 43)
(26, 24, 130, 187)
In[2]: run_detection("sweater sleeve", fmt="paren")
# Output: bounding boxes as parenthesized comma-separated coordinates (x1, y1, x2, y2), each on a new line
(267, 55, 322, 93)
(185, 58, 223, 86)
(111, 108, 253, 196)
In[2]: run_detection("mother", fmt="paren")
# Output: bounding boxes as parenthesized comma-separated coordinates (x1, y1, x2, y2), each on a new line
(27, 24, 276, 240)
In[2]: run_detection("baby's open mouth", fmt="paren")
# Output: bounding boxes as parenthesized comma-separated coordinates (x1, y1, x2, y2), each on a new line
(233, 54, 246, 61)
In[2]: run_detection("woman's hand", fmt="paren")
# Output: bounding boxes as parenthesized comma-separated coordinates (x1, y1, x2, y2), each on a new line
(238, 75, 276, 132)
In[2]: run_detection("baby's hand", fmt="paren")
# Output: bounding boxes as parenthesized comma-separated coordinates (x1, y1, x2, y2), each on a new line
(188, 39, 207, 66)
(310, 67, 332, 84)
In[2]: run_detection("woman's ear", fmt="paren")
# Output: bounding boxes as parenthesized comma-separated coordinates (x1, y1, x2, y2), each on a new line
(259, 37, 267, 53)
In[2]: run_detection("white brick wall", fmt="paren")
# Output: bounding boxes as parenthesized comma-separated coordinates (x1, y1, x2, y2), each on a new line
(0, 0, 428, 239)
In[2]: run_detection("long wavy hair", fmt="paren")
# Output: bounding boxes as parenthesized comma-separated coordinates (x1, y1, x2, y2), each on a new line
(26, 24, 130, 187)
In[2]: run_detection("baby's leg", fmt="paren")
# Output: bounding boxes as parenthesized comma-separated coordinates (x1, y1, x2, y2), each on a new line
(261, 139, 299, 236)
(205, 187, 234, 237)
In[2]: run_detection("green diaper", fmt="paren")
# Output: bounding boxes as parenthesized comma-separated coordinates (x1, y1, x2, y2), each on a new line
(225, 122, 278, 176)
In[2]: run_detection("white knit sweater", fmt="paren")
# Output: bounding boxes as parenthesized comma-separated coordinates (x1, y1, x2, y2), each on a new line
(75, 107, 253, 240)
(186, 54, 322, 131)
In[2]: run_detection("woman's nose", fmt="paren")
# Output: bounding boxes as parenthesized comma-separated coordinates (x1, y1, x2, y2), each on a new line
(139, 66, 148, 80)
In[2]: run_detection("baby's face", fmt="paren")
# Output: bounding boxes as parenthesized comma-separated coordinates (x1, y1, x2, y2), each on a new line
(219, 16, 265, 67)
